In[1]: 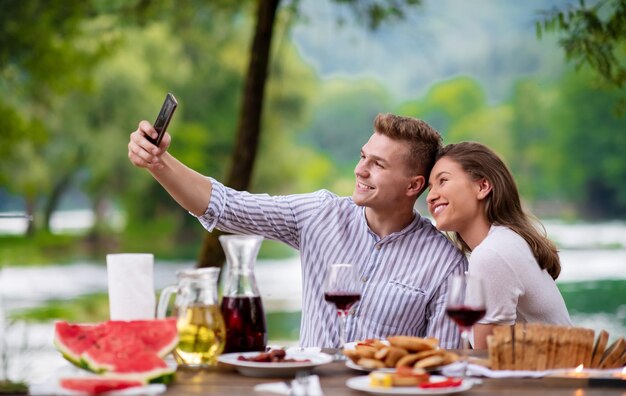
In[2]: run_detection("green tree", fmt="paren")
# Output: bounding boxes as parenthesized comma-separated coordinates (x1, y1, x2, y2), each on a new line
(197, 0, 425, 267)
(546, 68, 626, 218)
(0, 0, 122, 234)
(396, 76, 488, 139)
(508, 80, 560, 201)
(300, 79, 392, 172)
(0, 0, 173, 234)
(537, 0, 626, 111)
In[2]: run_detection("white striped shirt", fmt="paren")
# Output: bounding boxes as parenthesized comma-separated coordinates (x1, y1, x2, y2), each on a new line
(197, 178, 468, 348)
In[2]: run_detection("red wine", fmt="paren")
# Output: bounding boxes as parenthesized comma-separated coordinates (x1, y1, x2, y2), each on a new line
(324, 292, 361, 311)
(446, 306, 486, 328)
(221, 296, 267, 353)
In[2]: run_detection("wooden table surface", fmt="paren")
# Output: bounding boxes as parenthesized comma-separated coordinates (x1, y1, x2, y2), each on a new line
(165, 359, 626, 395)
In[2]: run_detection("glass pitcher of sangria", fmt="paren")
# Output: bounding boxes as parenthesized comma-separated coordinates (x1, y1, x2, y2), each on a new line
(157, 267, 226, 367)
(219, 234, 268, 353)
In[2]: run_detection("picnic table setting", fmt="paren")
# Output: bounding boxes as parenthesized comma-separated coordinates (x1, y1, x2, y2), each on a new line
(27, 235, 625, 395)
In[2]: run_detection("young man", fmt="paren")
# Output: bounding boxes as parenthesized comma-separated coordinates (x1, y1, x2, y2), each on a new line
(128, 113, 467, 348)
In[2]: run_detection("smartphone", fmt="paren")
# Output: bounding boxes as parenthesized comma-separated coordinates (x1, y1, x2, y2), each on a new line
(147, 93, 178, 146)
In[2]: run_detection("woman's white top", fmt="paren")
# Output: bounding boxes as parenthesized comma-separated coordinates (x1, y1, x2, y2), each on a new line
(470, 225, 572, 326)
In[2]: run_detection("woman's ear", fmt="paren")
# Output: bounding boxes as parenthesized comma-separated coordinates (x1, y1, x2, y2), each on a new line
(477, 178, 492, 200)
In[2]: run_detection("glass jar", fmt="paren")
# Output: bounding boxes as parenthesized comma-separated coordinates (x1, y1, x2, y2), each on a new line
(219, 234, 268, 353)
(157, 267, 226, 367)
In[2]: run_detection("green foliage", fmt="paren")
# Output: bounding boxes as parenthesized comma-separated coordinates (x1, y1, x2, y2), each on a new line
(397, 77, 515, 164)
(300, 79, 392, 171)
(258, 240, 297, 259)
(266, 311, 301, 341)
(0, 380, 28, 394)
(447, 106, 515, 159)
(0, 0, 157, 235)
(11, 290, 300, 342)
(333, 0, 422, 30)
(0, 233, 84, 267)
(2, 0, 626, 267)
(537, 0, 626, 111)
(508, 80, 560, 200)
(396, 70, 626, 220)
(396, 77, 487, 139)
(9, 293, 110, 323)
(546, 67, 626, 217)
(0, 0, 117, 98)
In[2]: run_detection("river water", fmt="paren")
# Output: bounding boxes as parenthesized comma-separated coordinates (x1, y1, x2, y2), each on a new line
(0, 220, 625, 384)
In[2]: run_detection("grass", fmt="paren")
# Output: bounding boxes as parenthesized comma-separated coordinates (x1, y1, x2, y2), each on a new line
(9, 294, 110, 323)
(0, 233, 86, 267)
(1, 224, 296, 269)
(11, 292, 301, 342)
(0, 380, 28, 394)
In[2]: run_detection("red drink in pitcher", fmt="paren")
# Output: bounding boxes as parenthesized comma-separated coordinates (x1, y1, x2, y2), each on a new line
(221, 296, 267, 353)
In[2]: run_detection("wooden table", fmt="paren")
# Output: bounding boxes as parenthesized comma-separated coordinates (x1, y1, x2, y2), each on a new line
(166, 360, 626, 395)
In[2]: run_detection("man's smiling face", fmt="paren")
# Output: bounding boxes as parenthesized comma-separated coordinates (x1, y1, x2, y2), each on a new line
(352, 133, 417, 211)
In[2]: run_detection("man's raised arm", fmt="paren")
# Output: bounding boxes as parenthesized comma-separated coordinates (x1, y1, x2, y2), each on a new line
(128, 120, 212, 216)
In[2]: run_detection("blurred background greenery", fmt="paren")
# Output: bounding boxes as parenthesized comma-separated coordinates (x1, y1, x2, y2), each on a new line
(1, 0, 625, 265)
(0, 0, 625, 384)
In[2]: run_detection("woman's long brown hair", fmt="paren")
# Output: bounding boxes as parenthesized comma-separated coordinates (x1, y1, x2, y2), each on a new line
(437, 142, 561, 279)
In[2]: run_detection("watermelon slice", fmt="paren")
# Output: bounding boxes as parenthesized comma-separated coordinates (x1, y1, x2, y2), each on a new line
(60, 377, 142, 395)
(83, 349, 174, 383)
(54, 318, 178, 384)
(54, 322, 107, 369)
(103, 320, 178, 357)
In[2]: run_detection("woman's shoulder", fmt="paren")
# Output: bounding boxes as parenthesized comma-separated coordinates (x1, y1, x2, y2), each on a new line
(472, 226, 531, 265)
(481, 225, 526, 248)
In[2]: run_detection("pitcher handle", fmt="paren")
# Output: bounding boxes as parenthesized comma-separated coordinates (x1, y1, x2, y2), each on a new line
(157, 285, 177, 318)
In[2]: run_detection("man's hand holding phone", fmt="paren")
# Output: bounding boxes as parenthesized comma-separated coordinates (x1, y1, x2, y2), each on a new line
(128, 93, 178, 171)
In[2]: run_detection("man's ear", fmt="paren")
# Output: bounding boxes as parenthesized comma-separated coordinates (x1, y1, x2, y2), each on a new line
(477, 178, 492, 200)
(408, 175, 425, 197)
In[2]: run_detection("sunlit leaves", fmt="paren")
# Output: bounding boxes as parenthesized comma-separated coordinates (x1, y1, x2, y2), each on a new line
(537, 0, 626, 111)
(333, 0, 422, 30)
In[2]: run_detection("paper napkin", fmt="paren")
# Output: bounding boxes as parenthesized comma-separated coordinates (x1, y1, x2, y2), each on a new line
(442, 361, 555, 378)
(106, 253, 156, 320)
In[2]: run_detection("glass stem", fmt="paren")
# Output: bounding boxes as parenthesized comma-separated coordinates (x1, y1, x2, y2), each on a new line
(461, 329, 470, 378)
(336, 310, 347, 360)
(338, 310, 347, 347)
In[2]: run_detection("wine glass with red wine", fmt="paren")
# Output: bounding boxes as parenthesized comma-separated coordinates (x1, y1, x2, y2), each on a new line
(445, 273, 486, 377)
(323, 263, 361, 359)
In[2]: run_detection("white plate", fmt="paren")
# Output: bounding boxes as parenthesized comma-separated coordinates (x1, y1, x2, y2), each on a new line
(346, 375, 472, 395)
(217, 351, 333, 378)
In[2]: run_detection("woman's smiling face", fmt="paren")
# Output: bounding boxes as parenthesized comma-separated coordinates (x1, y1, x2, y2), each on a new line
(426, 156, 484, 233)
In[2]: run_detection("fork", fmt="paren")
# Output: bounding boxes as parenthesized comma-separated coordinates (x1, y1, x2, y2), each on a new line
(294, 371, 311, 396)
(283, 380, 295, 396)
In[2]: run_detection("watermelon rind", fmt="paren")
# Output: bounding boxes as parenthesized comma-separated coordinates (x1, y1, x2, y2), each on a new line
(53, 322, 101, 368)
(148, 371, 175, 385)
(83, 352, 176, 385)
(101, 367, 176, 385)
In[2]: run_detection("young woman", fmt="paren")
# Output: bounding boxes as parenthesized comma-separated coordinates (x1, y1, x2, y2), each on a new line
(426, 142, 572, 349)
